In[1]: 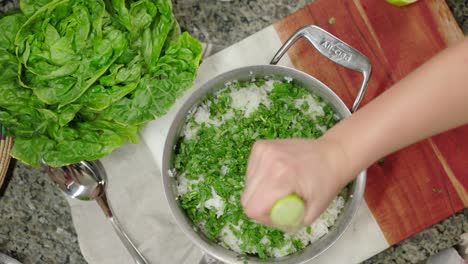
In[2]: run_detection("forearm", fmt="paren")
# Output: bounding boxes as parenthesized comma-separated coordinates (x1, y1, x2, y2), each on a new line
(324, 37, 468, 179)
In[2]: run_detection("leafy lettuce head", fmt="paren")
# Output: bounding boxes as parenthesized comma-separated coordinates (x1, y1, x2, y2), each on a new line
(0, 0, 202, 167)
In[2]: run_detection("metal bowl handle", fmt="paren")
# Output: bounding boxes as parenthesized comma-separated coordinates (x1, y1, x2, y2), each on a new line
(270, 25, 372, 113)
(197, 26, 371, 264)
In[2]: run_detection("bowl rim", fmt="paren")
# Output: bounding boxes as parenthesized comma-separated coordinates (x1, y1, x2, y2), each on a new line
(162, 64, 366, 264)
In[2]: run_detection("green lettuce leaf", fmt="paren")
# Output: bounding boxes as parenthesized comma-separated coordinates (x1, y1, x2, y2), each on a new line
(103, 32, 202, 125)
(78, 56, 143, 111)
(19, 0, 51, 17)
(0, 49, 19, 84)
(15, 0, 128, 106)
(10, 136, 55, 167)
(0, 14, 26, 52)
(0, 0, 203, 167)
(41, 120, 139, 167)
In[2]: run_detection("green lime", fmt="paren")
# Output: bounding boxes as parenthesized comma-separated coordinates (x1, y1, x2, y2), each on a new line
(270, 194, 305, 229)
(385, 0, 418, 7)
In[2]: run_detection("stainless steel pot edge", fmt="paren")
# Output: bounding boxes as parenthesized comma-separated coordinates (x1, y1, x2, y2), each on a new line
(162, 25, 372, 264)
(162, 66, 367, 264)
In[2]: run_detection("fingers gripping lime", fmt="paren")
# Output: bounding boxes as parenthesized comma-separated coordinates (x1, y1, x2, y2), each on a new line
(386, 0, 418, 7)
(270, 194, 305, 232)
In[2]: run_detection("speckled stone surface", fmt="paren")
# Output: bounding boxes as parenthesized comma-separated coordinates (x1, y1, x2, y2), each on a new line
(363, 209, 467, 264)
(172, 0, 314, 50)
(0, 1, 467, 264)
(0, 0, 17, 14)
(447, 0, 468, 33)
(172, 0, 468, 47)
(0, 162, 86, 264)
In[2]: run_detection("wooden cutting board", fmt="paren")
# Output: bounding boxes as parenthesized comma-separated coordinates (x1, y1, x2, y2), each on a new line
(274, 0, 467, 245)
(55, 1, 467, 263)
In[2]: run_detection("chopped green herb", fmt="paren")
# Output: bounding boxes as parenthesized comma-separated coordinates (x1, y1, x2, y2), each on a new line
(432, 188, 443, 193)
(292, 239, 304, 250)
(174, 78, 345, 259)
(329, 17, 336, 25)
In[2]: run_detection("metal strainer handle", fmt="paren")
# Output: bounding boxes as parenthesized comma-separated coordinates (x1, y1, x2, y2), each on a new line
(270, 25, 372, 113)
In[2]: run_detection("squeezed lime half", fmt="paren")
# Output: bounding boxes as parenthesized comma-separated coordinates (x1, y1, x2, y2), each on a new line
(386, 0, 418, 7)
(270, 194, 305, 230)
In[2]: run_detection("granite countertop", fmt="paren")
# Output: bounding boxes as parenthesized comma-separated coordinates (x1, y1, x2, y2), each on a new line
(0, 0, 467, 263)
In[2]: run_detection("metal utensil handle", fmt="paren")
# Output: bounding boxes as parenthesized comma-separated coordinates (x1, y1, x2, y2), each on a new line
(109, 217, 148, 264)
(270, 25, 372, 112)
(95, 192, 148, 264)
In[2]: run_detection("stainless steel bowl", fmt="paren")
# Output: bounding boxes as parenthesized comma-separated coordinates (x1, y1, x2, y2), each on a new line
(162, 26, 371, 264)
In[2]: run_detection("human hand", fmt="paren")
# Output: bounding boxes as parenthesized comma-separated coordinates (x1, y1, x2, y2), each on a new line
(244, 36, 468, 231)
(241, 138, 352, 227)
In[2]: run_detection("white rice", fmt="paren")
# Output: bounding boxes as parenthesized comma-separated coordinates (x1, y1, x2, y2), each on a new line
(176, 78, 344, 258)
(220, 165, 229, 176)
(182, 81, 274, 139)
(260, 236, 270, 245)
(177, 174, 203, 196)
(229, 195, 236, 204)
(272, 242, 294, 258)
(292, 196, 345, 248)
(220, 221, 244, 253)
(204, 187, 225, 218)
(183, 80, 330, 140)
(182, 123, 199, 140)
(294, 94, 325, 118)
(167, 169, 175, 178)
(230, 84, 270, 117)
(179, 172, 341, 252)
